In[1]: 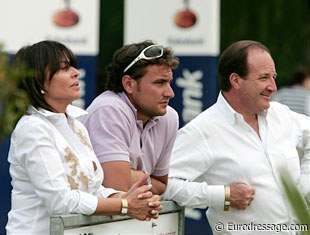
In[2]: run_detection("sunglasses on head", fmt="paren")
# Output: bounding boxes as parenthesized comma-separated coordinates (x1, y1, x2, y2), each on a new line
(123, 44, 164, 73)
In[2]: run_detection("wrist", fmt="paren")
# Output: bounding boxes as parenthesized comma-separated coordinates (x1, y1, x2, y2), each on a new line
(224, 185, 230, 211)
(120, 199, 128, 216)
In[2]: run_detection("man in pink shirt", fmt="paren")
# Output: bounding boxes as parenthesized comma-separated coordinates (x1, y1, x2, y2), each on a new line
(82, 40, 180, 195)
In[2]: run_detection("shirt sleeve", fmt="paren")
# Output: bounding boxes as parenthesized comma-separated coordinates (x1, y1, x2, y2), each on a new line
(82, 105, 133, 163)
(96, 185, 119, 199)
(10, 117, 98, 215)
(293, 112, 310, 197)
(163, 124, 225, 208)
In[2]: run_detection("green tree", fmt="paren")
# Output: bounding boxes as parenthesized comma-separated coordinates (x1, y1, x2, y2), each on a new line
(220, 0, 310, 87)
(0, 45, 29, 140)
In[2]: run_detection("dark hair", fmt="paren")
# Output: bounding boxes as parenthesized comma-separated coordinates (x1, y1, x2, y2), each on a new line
(289, 65, 310, 86)
(218, 40, 270, 91)
(13, 40, 77, 111)
(103, 40, 179, 93)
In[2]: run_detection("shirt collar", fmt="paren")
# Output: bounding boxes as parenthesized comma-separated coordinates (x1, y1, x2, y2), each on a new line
(217, 92, 239, 125)
(217, 92, 268, 125)
(28, 104, 88, 119)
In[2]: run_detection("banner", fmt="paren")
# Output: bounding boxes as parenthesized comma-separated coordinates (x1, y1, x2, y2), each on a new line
(0, 0, 99, 55)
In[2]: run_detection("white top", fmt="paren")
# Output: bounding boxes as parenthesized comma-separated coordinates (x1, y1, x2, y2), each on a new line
(164, 93, 310, 234)
(6, 105, 117, 235)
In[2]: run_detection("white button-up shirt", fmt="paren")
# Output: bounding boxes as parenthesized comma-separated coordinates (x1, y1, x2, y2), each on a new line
(6, 105, 117, 235)
(164, 93, 310, 234)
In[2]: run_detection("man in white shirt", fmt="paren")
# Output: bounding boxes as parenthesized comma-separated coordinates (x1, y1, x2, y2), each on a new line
(163, 40, 310, 234)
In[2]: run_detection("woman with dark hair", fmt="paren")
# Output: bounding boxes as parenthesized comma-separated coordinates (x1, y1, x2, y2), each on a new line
(6, 40, 161, 235)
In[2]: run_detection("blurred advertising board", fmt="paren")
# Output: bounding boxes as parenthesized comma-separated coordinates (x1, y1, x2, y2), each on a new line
(0, 0, 100, 108)
(0, 0, 99, 55)
(124, 0, 220, 234)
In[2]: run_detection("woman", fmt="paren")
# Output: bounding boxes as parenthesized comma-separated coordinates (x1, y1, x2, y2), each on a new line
(6, 40, 161, 235)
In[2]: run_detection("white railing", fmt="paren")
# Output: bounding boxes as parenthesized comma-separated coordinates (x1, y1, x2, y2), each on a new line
(50, 200, 184, 235)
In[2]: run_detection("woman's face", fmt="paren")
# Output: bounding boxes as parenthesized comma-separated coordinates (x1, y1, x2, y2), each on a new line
(43, 59, 80, 112)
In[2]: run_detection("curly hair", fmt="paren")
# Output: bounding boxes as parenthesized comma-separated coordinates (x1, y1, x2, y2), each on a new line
(103, 40, 179, 93)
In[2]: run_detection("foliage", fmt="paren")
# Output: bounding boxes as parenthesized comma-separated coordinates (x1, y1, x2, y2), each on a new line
(280, 169, 310, 234)
(0, 44, 29, 140)
(220, 0, 310, 88)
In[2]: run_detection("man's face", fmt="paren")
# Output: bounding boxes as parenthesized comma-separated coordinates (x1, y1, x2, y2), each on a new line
(238, 48, 277, 114)
(128, 64, 175, 122)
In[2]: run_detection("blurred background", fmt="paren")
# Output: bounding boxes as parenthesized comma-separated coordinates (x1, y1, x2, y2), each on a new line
(99, 0, 309, 91)
(0, 0, 309, 234)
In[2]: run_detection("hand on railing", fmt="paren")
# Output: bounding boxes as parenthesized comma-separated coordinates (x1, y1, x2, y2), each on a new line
(123, 173, 162, 221)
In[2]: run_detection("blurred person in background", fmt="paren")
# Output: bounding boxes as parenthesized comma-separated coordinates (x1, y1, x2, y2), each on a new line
(272, 65, 310, 116)
(81, 40, 180, 195)
(163, 40, 310, 234)
(6, 40, 161, 235)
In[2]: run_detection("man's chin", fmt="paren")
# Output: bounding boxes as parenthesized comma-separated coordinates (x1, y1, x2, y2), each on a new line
(157, 108, 167, 116)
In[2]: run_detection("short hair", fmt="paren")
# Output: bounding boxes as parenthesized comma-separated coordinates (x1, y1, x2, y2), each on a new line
(218, 40, 270, 91)
(289, 65, 310, 86)
(103, 40, 179, 93)
(13, 40, 77, 111)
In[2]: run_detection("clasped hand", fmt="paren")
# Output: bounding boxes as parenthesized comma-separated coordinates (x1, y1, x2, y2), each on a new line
(229, 182, 255, 210)
(122, 174, 162, 221)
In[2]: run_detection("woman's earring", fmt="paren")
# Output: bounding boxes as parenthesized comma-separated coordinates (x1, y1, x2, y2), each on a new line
(41, 90, 45, 94)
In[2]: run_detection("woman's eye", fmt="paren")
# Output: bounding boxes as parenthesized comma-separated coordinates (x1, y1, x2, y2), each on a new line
(60, 65, 70, 71)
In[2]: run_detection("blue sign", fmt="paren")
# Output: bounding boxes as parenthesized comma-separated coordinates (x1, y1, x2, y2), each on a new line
(169, 56, 218, 235)
(170, 56, 218, 127)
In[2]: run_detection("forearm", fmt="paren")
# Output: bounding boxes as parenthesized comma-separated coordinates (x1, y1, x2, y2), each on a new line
(102, 161, 132, 191)
(93, 197, 122, 215)
(163, 177, 224, 208)
(131, 170, 167, 195)
(149, 176, 166, 195)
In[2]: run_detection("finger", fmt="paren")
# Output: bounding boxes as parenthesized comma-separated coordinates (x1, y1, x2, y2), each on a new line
(136, 184, 153, 194)
(148, 201, 161, 207)
(150, 195, 160, 201)
(151, 210, 158, 215)
(149, 211, 159, 219)
(128, 174, 151, 195)
(137, 191, 153, 199)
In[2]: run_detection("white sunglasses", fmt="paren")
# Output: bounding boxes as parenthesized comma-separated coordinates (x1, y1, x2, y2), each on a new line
(123, 44, 164, 73)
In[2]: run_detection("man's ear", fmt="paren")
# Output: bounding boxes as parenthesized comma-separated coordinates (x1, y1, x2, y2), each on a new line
(122, 75, 136, 94)
(229, 73, 241, 89)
